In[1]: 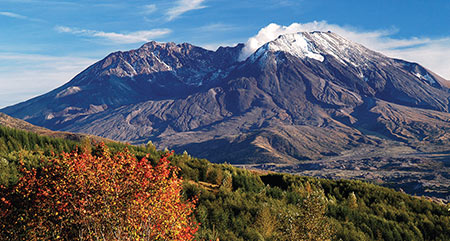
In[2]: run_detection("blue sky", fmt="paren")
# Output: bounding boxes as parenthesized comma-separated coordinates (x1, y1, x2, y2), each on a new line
(1, 0, 450, 108)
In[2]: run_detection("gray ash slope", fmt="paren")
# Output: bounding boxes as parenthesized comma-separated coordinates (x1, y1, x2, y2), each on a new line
(3, 31, 450, 164)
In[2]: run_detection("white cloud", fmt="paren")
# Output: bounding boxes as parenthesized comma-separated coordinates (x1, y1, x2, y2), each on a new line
(385, 39, 450, 79)
(166, 0, 206, 21)
(0, 11, 43, 22)
(143, 4, 157, 14)
(196, 23, 237, 32)
(0, 53, 97, 108)
(0, 11, 27, 19)
(55, 26, 171, 44)
(239, 21, 450, 80)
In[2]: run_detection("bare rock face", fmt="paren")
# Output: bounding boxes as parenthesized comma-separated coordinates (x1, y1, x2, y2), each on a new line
(2, 32, 450, 164)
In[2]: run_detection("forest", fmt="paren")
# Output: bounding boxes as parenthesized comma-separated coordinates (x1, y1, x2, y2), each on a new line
(0, 125, 449, 240)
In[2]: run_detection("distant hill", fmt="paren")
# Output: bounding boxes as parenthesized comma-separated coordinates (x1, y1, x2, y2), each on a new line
(0, 112, 111, 143)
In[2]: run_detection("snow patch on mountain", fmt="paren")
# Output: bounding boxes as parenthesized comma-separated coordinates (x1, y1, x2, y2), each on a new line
(56, 86, 82, 98)
(258, 33, 324, 62)
(304, 31, 385, 67)
(249, 31, 385, 67)
(414, 72, 436, 84)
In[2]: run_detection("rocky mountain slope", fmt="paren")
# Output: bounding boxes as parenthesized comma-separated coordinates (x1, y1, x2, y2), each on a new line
(2, 31, 450, 164)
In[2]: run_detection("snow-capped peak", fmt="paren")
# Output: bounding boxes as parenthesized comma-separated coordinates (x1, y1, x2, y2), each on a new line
(257, 33, 324, 62)
(250, 31, 385, 66)
(251, 32, 324, 62)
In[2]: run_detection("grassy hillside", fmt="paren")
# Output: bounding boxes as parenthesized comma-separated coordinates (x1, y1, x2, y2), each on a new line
(0, 125, 449, 240)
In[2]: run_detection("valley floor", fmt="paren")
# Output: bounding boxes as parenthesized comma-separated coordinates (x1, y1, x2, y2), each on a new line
(237, 139, 450, 203)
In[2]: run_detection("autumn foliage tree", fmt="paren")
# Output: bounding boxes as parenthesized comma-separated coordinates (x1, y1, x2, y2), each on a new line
(0, 143, 198, 240)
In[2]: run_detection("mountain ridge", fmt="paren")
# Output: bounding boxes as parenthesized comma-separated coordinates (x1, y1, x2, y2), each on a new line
(2, 31, 450, 164)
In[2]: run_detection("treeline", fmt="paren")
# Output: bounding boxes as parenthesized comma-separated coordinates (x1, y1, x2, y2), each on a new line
(0, 125, 77, 154)
(173, 158, 450, 240)
(0, 125, 148, 186)
(0, 126, 76, 187)
(0, 125, 449, 240)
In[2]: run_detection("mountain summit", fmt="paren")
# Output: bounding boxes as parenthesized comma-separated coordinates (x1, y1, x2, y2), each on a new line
(2, 32, 450, 163)
(251, 31, 385, 64)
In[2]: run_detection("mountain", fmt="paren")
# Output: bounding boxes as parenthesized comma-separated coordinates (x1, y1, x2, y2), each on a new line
(2, 31, 450, 164)
(1, 42, 243, 129)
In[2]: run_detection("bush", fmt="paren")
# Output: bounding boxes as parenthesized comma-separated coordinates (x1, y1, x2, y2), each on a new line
(0, 143, 198, 240)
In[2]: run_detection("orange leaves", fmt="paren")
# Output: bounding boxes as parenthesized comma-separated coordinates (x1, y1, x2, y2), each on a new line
(0, 143, 198, 240)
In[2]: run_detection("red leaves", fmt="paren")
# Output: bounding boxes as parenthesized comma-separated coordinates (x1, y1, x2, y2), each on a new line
(0, 144, 198, 240)
(0, 197, 10, 206)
